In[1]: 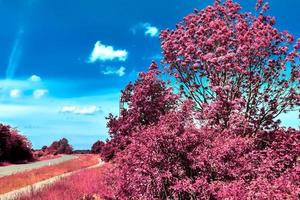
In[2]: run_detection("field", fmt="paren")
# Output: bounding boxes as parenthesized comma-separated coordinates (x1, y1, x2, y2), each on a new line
(0, 154, 99, 195)
(16, 163, 113, 200)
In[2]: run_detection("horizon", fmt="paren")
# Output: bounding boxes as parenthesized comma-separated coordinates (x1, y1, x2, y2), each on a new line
(0, 0, 299, 149)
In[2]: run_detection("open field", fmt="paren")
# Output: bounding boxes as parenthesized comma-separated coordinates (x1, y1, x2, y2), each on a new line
(16, 163, 110, 200)
(0, 154, 99, 195)
(17, 163, 110, 200)
(0, 155, 74, 177)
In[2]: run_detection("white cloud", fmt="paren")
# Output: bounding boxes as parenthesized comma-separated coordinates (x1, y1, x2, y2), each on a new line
(101, 66, 126, 77)
(33, 89, 48, 99)
(60, 105, 102, 115)
(1, 76, 48, 99)
(132, 23, 159, 37)
(10, 89, 22, 98)
(28, 75, 41, 82)
(144, 24, 159, 37)
(0, 85, 121, 149)
(88, 41, 128, 63)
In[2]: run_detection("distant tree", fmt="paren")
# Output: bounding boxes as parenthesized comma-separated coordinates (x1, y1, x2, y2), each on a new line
(41, 145, 47, 152)
(91, 140, 105, 154)
(47, 141, 59, 155)
(47, 138, 73, 155)
(100, 140, 117, 162)
(72, 150, 91, 154)
(57, 138, 73, 154)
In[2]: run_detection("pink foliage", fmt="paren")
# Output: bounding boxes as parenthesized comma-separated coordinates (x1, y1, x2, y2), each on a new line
(103, 103, 299, 199)
(160, 0, 300, 133)
(45, 138, 73, 155)
(91, 140, 105, 154)
(17, 163, 116, 200)
(101, 62, 179, 161)
(0, 124, 33, 163)
(88, 1, 300, 199)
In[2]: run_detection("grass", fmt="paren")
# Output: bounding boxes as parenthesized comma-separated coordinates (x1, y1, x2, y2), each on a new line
(17, 163, 114, 200)
(0, 154, 99, 194)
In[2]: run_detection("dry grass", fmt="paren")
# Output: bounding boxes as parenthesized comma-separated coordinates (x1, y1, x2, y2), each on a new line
(0, 154, 99, 194)
(17, 163, 114, 200)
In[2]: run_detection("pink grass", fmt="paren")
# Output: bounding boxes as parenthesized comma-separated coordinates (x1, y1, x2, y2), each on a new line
(0, 155, 98, 194)
(17, 163, 114, 200)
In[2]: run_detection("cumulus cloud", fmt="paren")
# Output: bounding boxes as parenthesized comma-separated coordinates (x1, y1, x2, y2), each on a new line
(132, 23, 159, 37)
(33, 89, 48, 99)
(60, 105, 102, 115)
(88, 41, 128, 63)
(28, 75, 41, 82)
(10, 89, 22, 98)
(101, 66, 126, 77)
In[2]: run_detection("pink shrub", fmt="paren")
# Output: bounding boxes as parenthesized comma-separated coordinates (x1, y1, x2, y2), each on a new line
(0, 124, 33, 163)
(103, 102, 300, 199)
(101, 62, 179, 161)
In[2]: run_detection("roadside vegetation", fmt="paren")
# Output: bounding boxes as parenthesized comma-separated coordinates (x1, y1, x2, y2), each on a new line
(0, 155, 98, 194)
(95, 0, 299, 199)
(0, 124, 33, 165)
(17, 163, 112, 200)
(34, 138, 73, 159)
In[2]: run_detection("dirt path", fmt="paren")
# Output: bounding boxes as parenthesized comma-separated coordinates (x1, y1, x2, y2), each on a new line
(0, 155, 76, 177)
(0, 158, 104, 200)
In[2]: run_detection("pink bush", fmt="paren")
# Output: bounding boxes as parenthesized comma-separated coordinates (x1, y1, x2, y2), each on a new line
(98, 1, 300, 199)
(101, 62, 179, 161)
(102, 103, 299, 199)
(0, 124, 33, 163)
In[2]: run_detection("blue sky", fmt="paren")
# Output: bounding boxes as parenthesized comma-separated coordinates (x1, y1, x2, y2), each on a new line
(0, 0, 299, 149)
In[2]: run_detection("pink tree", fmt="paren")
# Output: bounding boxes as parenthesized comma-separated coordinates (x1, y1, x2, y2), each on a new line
(94, 1, 300, 199)
(101, 62, 179, 161)
(104, 103, 300, 199)
(46, 138, 73, 155)
(0, 124, 33, 163)
(160, 0, 300, 133)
